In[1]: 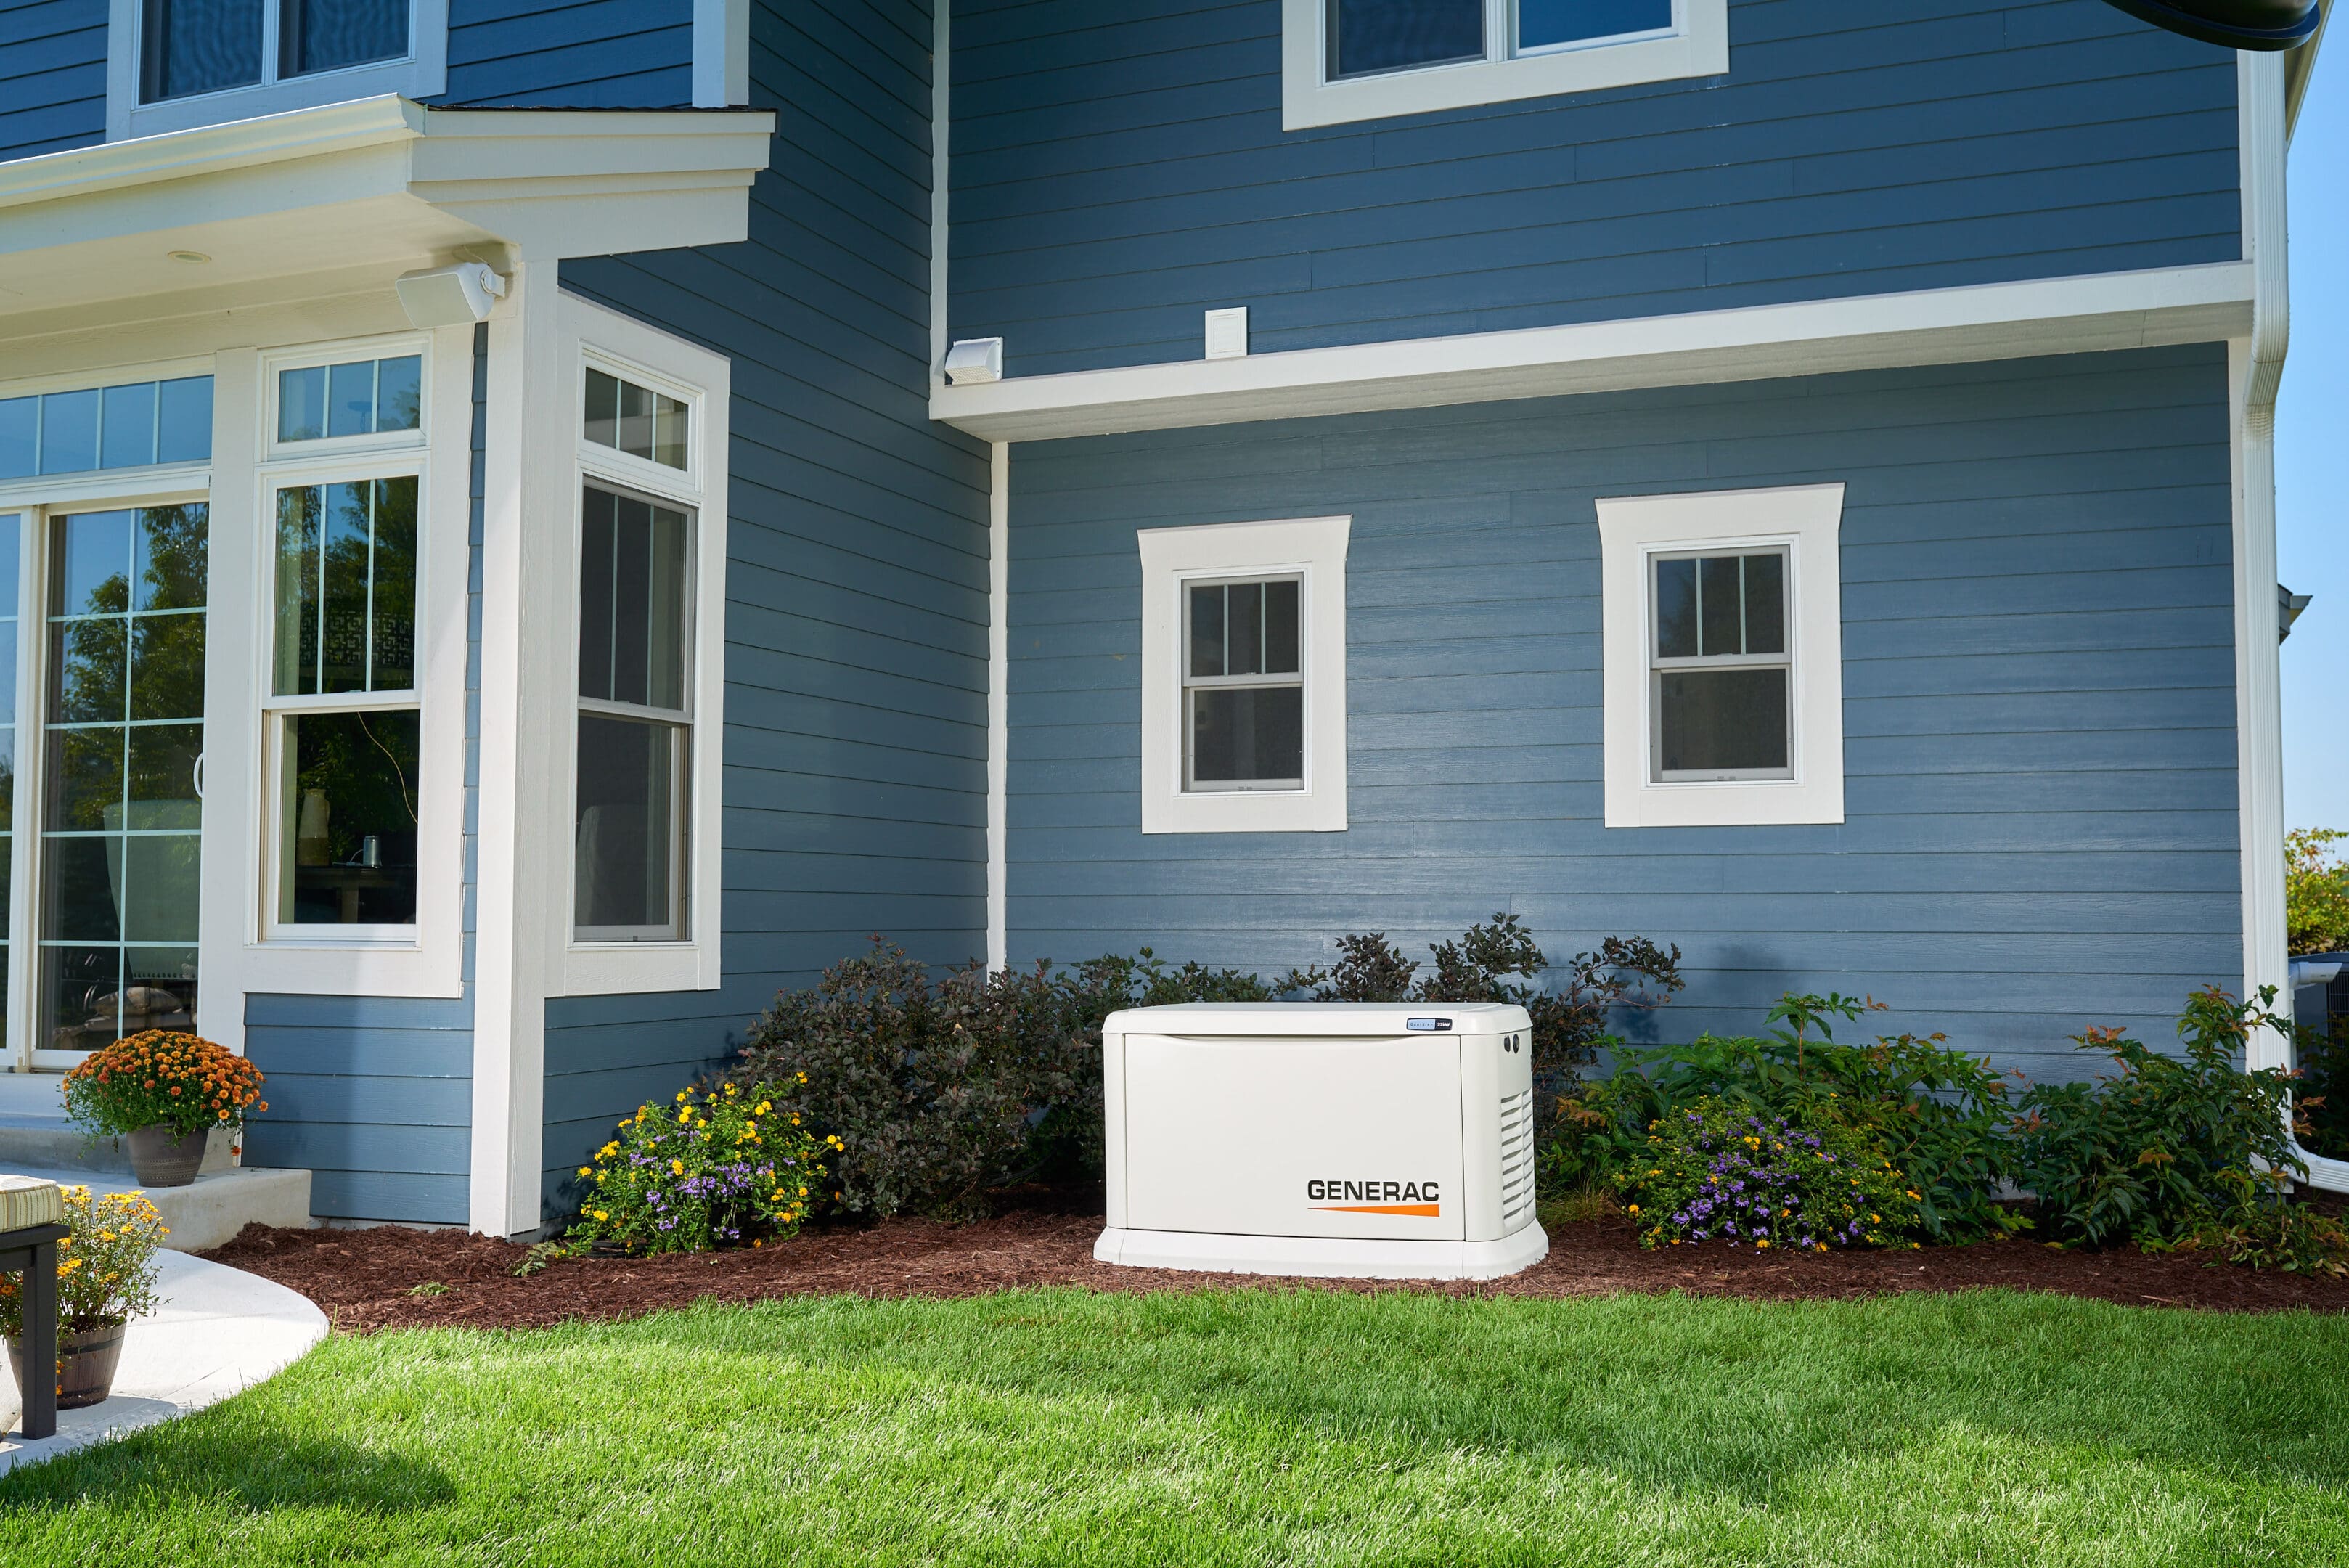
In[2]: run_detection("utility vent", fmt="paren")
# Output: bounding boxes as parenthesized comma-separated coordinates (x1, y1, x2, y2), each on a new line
(1204, 307, 1249, 360)
(1498, 1086, 1535, 1230)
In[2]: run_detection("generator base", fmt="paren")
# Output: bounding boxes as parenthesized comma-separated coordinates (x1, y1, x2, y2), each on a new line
(1093, 1223, 1548, 1282)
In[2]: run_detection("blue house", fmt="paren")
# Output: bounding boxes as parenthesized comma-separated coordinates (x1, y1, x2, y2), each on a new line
(0, 0, 2333, 1235)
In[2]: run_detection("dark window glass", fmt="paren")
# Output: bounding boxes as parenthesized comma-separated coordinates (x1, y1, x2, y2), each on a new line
(38, 390, 98, 477)
(1227, 581, 1265, 677)
(1698, 555, 1743, 656)
(1519, 0, 1672, 47)
(0, 400, 33, 480)
(1188, 583, 1225, 678)
(1743, 551, 1786, 656)
(1330, 0, 1483, 76)
(278, 709, 420, 926)
(1655, 557, 1697, 658)
(156, 378, 213, 465)
(576, 483, 688, 710)
(1265, 579, 1299, 674)
(274, 476, 418, 695)
(1659, 668, 1789, 775)
(574, 714, 683, 935)
(282, 0, 409, 77)
(583, 369, 690, 470)
(278, 366, 327, 442)
(142, 0, 264, 102)
(99, 384, 157, 470)
(1190, 686, 1304, 785)
(584, 370, 620, 451)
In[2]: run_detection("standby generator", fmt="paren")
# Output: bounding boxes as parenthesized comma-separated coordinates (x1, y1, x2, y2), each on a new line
(1093, 1002, 1548, 1281)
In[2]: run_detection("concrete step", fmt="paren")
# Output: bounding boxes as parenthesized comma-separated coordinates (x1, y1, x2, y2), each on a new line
(0, 1163, 316, 1253)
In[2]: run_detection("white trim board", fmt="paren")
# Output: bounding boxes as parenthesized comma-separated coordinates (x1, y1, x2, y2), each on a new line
(931, 262, 2253, 443)
(692, 0, 750, 107)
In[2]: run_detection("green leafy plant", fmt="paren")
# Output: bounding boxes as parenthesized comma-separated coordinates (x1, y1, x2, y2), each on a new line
(1283, 915, 1683, 1083)
(60, 1029, 267, 1140)
(2163, 1167, 2349, 1278)
(2287, 828, 2349, 956)
(0, 1185, 168, 1337)
(568, 1080, 828, 1253)
(2011, 987, 2308, 1249)
(1548, 995, 2022, 1243)
(735, 943, 1089, 1221)
(1624, 1098, 1921, 1251)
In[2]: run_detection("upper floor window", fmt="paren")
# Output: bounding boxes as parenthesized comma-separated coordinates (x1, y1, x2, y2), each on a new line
(1283, 0, 1727, 129)
(107, 0, 449, 141)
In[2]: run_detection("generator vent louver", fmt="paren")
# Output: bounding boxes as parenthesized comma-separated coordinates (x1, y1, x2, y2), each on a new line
(1498, 1086, 1536, 1230)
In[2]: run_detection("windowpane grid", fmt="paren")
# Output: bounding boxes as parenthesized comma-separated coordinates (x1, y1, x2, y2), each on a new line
(1182, 576, 1304, 791)
(576, 481, 693, 939)
(1650, 549, 1791, 780)
(272, 475, 417, 696)
(39, 506, 208, 1052)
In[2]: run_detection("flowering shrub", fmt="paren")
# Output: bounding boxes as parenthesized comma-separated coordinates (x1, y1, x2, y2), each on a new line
(60, 1031, 266, 1141)
(0, 1185, 168, 1336)
(566, 1081, 828, 1254)
(1624, 1098, 1921, 1251)
(2161, 1167, 2349, 1278)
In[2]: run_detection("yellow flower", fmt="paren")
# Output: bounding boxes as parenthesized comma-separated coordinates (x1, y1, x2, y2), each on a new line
(1626, 1204, 1639, 1214)
(1756, 1238, 1770, 1250)
(593, 1209, 609, 1222)
(578, 1166, 592, 1177)
(671, 1159, 685, 1175)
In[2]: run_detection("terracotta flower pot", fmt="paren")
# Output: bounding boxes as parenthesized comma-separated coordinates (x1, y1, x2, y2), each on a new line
(8, 1324, 128, 1411)
(126, 1124, 207, 1188)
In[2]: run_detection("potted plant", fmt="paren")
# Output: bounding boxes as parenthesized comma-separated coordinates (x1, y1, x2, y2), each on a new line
(60, 1031, 268, 1188)
(2, 1184, 167, 1410)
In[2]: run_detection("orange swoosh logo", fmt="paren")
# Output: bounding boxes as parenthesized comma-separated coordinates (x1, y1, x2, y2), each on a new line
(1313, 1203, 1440, 1217)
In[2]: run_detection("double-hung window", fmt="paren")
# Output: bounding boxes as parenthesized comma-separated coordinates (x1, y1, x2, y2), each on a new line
(1184, 577, 1304, 793)
(1596, 484, 1845, 829)
(1649, 549, 1789, 781)
(1283, 0, 1727, 128)
(571, 360, 702, 946)
(1138, 515, 1349, 834)
(259, 343, 430, 938)
(110, 0, 449, 139)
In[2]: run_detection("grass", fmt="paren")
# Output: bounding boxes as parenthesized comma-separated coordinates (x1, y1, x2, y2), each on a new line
(2, 1286, 2345, 1565)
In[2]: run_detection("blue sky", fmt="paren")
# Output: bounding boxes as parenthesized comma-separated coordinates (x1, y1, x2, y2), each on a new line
(2280, 44, 2343, 833)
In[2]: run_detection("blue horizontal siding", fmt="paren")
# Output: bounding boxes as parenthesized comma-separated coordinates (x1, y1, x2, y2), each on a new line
(1005, 343, 2242, 1082)
(948, 0, 2241, 375)
(440, 0, 692, 107)
(0, 0, 105, 162)
(539, 0, 986, 1221)
(243, 992, 474, 1225)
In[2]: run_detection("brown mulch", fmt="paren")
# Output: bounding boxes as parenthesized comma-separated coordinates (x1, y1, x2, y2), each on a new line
(204, 1198, 2349, 1335)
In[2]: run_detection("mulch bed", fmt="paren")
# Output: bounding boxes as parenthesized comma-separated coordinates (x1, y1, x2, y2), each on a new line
(205, 1196, 2349, 1334)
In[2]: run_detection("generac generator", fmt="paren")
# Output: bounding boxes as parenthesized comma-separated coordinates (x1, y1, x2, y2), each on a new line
(1093, 1002, 1548, 1281)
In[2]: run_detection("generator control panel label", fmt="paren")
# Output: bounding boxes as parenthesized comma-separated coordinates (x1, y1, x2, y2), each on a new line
(1307, 1178, 1440, 1217)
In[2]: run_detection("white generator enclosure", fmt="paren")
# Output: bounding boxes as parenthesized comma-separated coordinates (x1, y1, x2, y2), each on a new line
(1095, 1003, 1548, 1281)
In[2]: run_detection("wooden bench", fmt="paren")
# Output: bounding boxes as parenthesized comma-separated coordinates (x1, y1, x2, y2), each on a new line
(1, 1175, 66, 1441)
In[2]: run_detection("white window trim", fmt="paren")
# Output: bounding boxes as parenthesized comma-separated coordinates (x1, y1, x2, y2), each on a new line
(543, 292, 729, 996)
(1138, 515, 1349, 835)
(691, 0, 749, 108)
(105, 0, 449, 143)
(1596, 483, 1845, 828)
(224, 327, 470, 997)
(1281, 0, 1727, 131)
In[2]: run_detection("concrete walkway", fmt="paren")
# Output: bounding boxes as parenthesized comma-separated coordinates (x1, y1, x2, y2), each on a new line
(1, 1248, 327, 1476)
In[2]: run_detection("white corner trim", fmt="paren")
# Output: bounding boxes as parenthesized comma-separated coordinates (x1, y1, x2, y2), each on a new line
(471, 261, 552, 1238)
(692, 0, 750, 107)
(930, 0, 952, 386)
(1137, 515, 1350, 835)
(931, 262, 2255, 444)
(1281, 0, 1725, 130)
(547, 292, 730, 1000)
(1596, 483, 1845, 829)
(105, 0, 449, 144)
(986, 440, 1008, 971)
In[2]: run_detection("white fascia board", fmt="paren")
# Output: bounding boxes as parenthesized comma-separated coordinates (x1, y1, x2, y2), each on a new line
(0, 97, 775, 330)
(931, 262, 2255, 443)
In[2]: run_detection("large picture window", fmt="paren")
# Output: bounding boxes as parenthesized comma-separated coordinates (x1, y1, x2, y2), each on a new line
(573, 482, 692, 942)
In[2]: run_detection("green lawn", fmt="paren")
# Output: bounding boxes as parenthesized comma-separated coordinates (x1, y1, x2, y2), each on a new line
(3, 1286, 2344, 1565)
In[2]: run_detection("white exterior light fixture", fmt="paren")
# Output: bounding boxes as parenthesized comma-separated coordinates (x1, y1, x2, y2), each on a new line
(395, 262, 508, 328)
(943, 336, 1005, 385)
